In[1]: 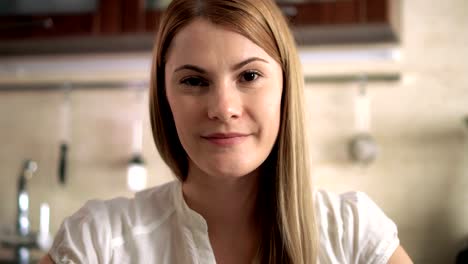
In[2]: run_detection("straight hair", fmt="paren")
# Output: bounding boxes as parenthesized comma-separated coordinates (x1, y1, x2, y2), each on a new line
(149, 0, 318, 263)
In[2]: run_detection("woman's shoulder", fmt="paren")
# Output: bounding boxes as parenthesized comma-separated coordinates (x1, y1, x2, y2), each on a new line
(314, 189, 400, 264)
(49, 181, 179, 263)
(79, 180, 178, 226)
(314, 189, 385, 220)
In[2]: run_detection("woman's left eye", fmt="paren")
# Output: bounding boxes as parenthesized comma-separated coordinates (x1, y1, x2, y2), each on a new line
(240, 71, 260, 82)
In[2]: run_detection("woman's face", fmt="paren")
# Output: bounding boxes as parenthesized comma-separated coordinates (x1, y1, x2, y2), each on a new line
(164, 19, 283, 179)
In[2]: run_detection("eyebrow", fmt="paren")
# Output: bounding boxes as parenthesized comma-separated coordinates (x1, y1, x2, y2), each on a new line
(232, 57, 269, 71)
(173, 57, 269, 74)
(174, 64, 206, 74)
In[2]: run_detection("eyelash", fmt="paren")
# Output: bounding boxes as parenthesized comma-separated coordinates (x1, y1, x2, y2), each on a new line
(180, 76, 209, 87)
(239, 70, 261, 83)
(179, 70, 262, 87)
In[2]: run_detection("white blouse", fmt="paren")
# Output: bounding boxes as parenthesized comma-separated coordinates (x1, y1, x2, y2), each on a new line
(49, 181, 399, 264)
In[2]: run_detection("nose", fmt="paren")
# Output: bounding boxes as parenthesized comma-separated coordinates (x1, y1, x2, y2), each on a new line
(207, 82, 242, 122)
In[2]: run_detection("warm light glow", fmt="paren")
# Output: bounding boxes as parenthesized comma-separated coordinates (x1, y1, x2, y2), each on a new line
(127, 163, 147, 192)
(37, 203, 52, 250)
(40, 203, 50, 236)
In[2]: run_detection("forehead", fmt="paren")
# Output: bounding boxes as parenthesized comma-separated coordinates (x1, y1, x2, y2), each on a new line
(165, 18, 274, 68)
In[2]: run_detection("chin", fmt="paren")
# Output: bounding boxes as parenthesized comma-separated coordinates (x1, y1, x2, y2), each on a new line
(212, 166, 257, 179)
(198, 159, 261, 179)
(187, 149, 269, 180)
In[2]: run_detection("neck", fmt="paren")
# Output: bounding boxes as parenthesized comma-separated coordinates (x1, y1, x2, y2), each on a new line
(182, 166, 259, 230)
(182, 165, 260, 262)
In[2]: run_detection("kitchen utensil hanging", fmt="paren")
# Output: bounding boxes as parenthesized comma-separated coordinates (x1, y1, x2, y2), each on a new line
(348, 75, 378, 165)
(58, 84, 71, 185)
(127, 88, 147, 192)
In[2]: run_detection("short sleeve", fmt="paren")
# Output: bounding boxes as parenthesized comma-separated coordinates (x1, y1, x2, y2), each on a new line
(316, 190, 400, 264)
(49, 200, 112, 264)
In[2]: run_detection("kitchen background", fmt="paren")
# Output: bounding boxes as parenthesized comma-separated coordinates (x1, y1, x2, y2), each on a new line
(0, 0, 467, 263)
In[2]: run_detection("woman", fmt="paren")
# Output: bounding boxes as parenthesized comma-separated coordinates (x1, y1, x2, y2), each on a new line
(41, 0, 412, 263)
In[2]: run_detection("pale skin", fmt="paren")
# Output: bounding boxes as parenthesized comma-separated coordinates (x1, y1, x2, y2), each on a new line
(165, 18, 283, 264)
(40, 18, 412, 264)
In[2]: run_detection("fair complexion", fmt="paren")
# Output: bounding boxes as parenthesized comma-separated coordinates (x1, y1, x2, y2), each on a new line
(388, 246, 413, 263)
(164, 18, 283, 264)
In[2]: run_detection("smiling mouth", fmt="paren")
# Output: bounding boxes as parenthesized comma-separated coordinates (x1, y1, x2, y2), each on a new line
(201, 133, 250, 146)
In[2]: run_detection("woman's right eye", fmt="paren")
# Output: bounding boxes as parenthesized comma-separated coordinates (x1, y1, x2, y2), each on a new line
(180, 77, 209, 87)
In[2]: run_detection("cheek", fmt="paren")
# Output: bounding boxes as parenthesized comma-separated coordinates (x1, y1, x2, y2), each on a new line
(165, 89, 186, 134)
(251, 84, 282, 138)
(265, 98, 282, 136)
(263, 81, 283, 124)
(166, 91, 201, 144)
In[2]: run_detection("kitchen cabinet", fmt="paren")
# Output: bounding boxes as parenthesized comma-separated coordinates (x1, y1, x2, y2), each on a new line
(0, 0, 393, 54)
(0, 0, 98, 38)
(278, 0, 387, 26)
(0, 0, 149, 38)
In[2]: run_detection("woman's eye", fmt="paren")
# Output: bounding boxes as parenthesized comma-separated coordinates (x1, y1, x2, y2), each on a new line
(180, 77, 208, 87)
(240, 71, 260, 82)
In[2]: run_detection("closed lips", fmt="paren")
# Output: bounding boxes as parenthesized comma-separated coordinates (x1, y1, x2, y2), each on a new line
(202, 133, 250, 139)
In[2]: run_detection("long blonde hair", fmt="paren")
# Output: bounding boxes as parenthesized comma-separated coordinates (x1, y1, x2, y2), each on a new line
(149, 0, 318, 263)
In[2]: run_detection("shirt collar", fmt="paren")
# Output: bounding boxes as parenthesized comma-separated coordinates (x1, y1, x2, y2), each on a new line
(172, 180, 209, 232)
